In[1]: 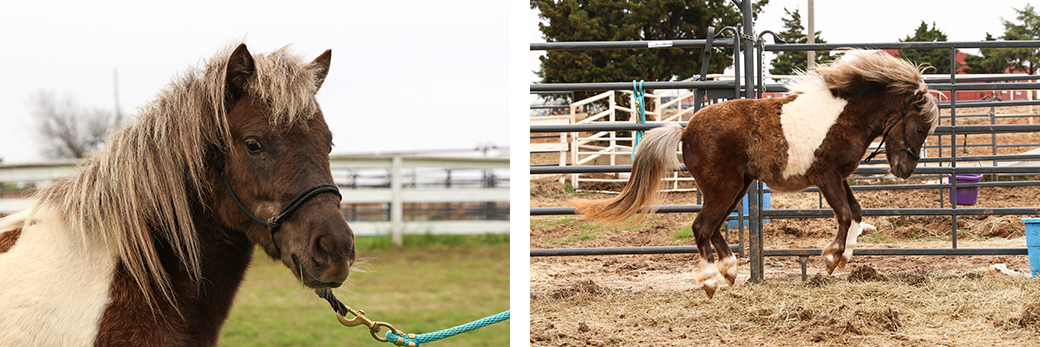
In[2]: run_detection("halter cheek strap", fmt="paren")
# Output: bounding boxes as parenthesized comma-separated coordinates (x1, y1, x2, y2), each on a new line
(216, 153, 342, 255)
(862, 92, 921, 164)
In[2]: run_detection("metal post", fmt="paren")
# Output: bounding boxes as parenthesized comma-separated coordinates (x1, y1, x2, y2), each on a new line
(800, 256, 809, 281)
(739, 0, 764, 283)
(806, 0, 815, 70)
(741, 0, 755, 100)
(749, 181, 763, 283)
(949, 48, 958, 249)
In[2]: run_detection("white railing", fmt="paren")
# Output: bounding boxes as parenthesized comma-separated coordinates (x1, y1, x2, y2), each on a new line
(549, 90, 693, 191)
(0, 154, 510, 245)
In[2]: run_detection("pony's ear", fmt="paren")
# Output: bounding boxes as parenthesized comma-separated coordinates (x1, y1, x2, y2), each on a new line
(226, 43, 255, 99)
(309, 49, 332, 91)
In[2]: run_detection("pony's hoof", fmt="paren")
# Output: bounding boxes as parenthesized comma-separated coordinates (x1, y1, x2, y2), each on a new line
(824, 254, 839, 275)
(837, 258, 848, 270)
(702, 279, 718, 299)
(724, 272, 737, 286)
(861, 223, 877, 234)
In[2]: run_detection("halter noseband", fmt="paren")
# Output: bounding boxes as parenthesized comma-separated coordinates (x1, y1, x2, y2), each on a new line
(862, 92, 922, 164)
(217, 153, 342, 255)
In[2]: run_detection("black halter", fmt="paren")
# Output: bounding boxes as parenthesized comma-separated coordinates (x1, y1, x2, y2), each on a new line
(216, 153, 342, 255)
(862, 92, 921, 164)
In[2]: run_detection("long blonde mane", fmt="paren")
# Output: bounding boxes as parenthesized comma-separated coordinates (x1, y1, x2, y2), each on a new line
(787, 50, 940, 132)
(29, 44, 326, 306)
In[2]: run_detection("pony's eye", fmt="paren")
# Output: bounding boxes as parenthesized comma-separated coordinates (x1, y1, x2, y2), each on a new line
(245, 138, 263, 153)
(916, 127, 925, 135)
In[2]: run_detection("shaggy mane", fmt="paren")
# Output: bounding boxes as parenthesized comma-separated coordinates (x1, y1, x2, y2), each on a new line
(787, 50, 940, 132)
(27, 44, 325, 307)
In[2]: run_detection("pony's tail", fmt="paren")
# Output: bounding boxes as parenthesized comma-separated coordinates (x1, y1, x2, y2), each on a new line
(570, 124, 684, 224)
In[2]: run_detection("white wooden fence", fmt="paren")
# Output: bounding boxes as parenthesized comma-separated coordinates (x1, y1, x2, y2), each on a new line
(0, 154, 510, 245)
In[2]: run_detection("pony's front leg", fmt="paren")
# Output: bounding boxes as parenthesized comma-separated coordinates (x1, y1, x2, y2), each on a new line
(820, 180, 863, 274)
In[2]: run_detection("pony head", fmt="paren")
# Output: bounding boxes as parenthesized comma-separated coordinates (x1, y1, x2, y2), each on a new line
(813, 50, 940, 178)
(217, 44, 355, 288)
(883, 90, 939, 178)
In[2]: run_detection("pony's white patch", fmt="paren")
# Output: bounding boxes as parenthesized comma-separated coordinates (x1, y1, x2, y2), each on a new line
(0, 206, 117, 346)
(842, 221, 862, 261)
(780, 77, 849, 178)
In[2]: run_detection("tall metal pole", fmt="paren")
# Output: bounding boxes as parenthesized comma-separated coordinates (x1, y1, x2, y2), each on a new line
(738, 0, 764, 284)
(741, 0, 755, 100)
(806, 0, 815, 69)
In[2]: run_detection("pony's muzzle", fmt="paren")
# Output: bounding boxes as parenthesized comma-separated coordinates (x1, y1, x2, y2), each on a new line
(306, 227, 355, 287)
(890, 163, 914, 179)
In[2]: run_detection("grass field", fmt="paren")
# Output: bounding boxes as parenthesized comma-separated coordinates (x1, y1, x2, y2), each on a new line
(218, 234, 510, 347)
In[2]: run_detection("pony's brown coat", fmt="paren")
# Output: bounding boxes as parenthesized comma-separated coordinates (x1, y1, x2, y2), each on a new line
(0, 228, 20, 254)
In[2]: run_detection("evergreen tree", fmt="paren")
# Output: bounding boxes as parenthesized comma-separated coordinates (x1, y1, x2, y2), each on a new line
(963, 33, 1007, 74)
(998, 4, 1040, 74)
(531, 0, 767, 99)
(768, 7, 830, 76)
(897, 21, 956, 74)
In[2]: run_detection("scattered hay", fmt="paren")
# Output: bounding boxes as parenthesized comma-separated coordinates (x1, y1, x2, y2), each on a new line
(806, 273, 836, 287)
(888, 270, 930, 286)
(1016, 302, 1040, 331)
(848, 265, 886, 282)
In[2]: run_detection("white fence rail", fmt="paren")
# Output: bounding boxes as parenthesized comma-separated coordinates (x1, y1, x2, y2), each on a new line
(0, 154, 510, 244)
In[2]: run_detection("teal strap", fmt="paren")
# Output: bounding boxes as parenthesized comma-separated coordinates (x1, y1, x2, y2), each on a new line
(384, 310, 510, 346)
(631, 80, 646, 160)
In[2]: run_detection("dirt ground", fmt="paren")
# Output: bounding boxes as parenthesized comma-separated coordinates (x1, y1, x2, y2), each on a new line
(530, 106, 1040, 345)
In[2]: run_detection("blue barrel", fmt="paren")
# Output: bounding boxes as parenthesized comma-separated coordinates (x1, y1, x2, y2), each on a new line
(1024, 218, 1040, 278)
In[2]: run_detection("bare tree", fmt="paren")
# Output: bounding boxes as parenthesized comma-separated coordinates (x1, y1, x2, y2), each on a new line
(30, 91, 122, 159)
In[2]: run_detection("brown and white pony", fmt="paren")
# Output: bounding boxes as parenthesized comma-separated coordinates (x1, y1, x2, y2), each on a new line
(571, 51, 939, 298)
(0, 44, 355, 346)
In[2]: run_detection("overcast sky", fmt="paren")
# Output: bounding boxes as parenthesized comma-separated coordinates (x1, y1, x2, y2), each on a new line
(0, 0, 509, 164)
(529, 0, 1038, 83)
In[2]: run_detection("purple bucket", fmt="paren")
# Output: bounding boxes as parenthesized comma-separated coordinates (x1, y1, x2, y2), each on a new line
(946, 174, 983, 205)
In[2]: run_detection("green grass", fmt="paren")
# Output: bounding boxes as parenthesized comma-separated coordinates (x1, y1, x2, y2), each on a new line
(671, 225, 693, 241)
(218, 235, 509, 347)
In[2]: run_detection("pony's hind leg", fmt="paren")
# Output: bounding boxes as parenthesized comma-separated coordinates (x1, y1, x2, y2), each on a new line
(713, 177, 753, 286)
(820, 179, 863, 274)
(691, 177, 750, 298)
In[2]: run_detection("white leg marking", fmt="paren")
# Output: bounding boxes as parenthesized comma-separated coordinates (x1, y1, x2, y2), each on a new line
(0, 206, 117, 346)
(779, 78, 849, 179)
(695, 258, 720, 283)
(842, 221, 862, 261)
(718, 254, 738, 283)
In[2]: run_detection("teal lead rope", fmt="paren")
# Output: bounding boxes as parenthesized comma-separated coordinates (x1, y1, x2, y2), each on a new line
(384, 310, 510, 347)
(317, 289, 508, 346)
(631, 80, 646, 161)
